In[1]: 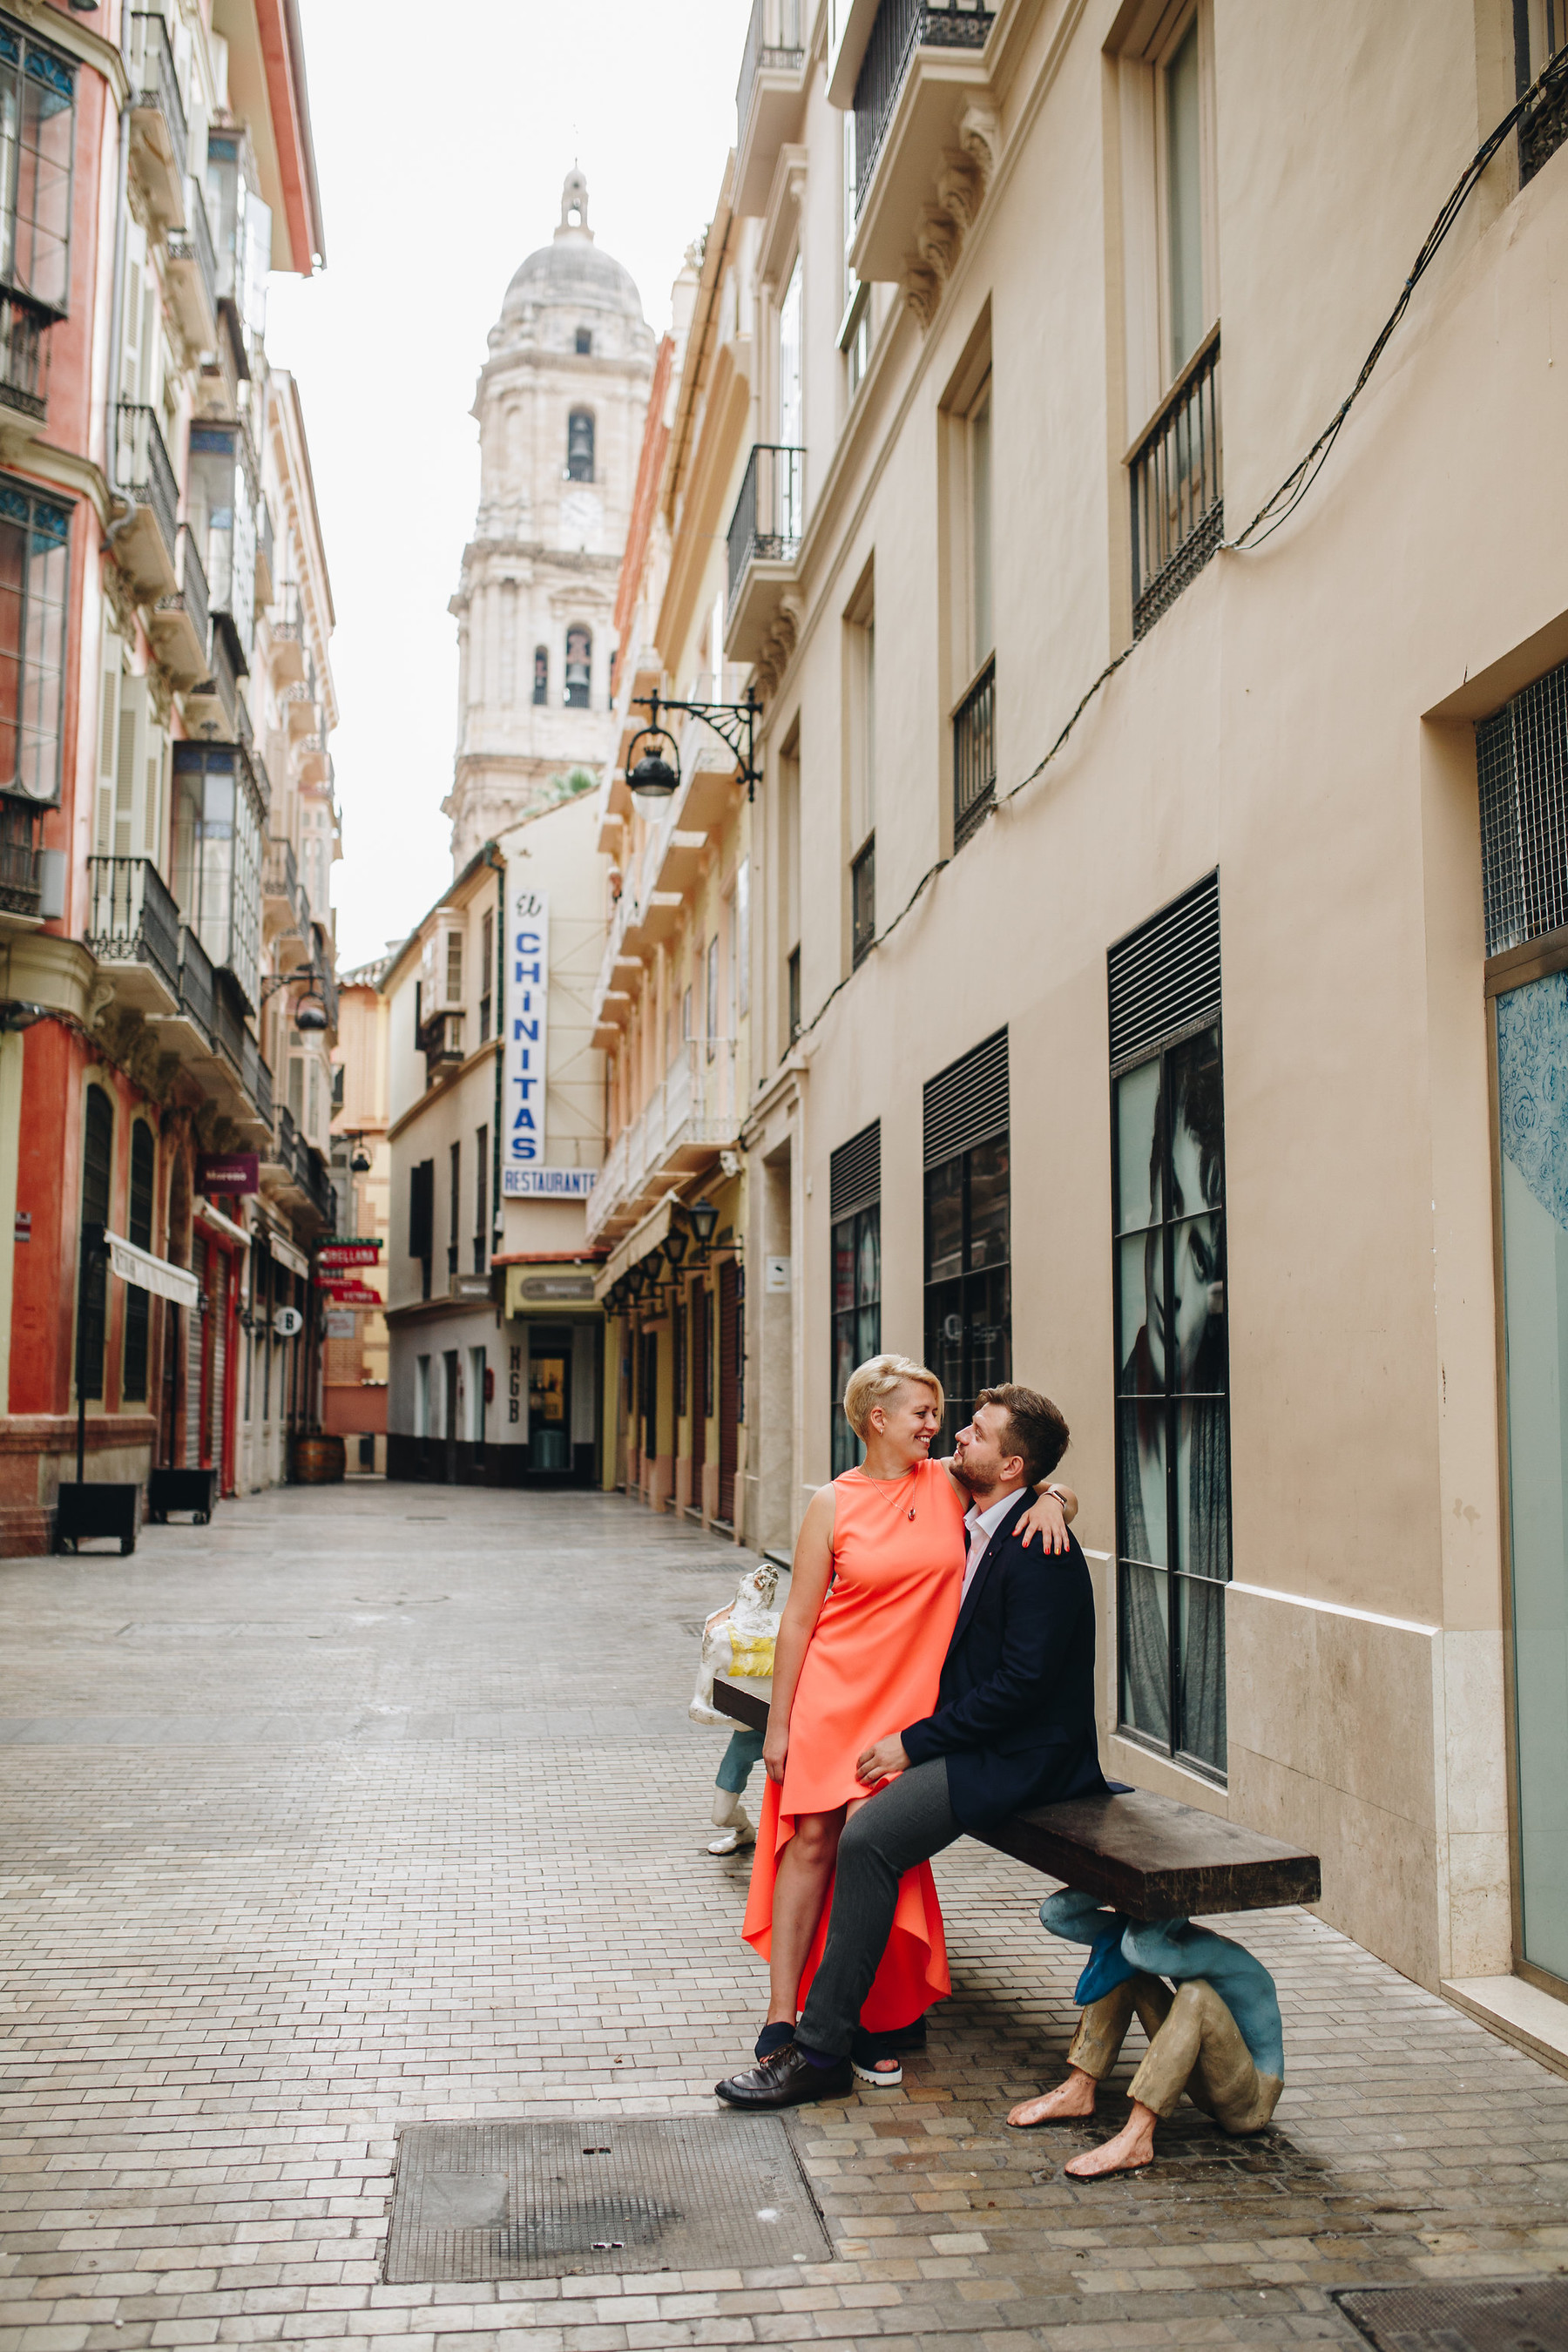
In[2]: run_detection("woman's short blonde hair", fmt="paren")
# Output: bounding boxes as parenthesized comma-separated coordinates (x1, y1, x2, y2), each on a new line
(843, 1353, 944, 1439)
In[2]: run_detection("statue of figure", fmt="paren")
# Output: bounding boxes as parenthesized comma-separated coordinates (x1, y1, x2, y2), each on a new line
(690, 1562, 781, 1855)
(1008, 1888, 1284, 2179)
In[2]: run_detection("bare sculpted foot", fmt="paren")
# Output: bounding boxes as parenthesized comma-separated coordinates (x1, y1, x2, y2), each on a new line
(1006, 2067, 1098, 2129)
(1063, 2105, 1158, 2180)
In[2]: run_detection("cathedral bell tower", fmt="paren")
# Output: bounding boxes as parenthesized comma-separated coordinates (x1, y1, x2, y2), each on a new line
(444, 171, 655, 866)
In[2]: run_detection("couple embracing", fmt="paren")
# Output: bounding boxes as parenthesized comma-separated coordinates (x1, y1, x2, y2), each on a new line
(716, 1352, 1104, 2110)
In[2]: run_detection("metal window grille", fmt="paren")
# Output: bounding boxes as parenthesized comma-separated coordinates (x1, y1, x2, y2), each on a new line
(1478, 660, 1568, 958)
(1130, 331, 1222, 639)
(852, 0, 995, 220)
(787, 944, 801, 1040)
(830, 1119, 881, 1220)
(953, 657, 995, 848)
(924, 1027, 1007, 1166)
(851, 833, 875, 966)
(1108, 870, 1220, 1070)
(1520, 2, 1568, 181)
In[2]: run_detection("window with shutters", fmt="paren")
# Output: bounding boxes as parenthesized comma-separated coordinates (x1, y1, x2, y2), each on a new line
(1109, 870, 1229, 1780)
(479, 908, 494, 1041)
(0, 21, 75, 314)
(923, 1030, 1010, 1452)
(0, 475, 67, 803)
(122, 1118, 154, 1401)
(409, 1158, 434, 1301)
(94, 650, 166, 865)
(77, 1083, 112, 1400)
(830, 1119, 881, 1473)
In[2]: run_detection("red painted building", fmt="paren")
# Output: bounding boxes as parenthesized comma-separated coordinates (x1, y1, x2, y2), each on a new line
(0, 0, 329, 1553)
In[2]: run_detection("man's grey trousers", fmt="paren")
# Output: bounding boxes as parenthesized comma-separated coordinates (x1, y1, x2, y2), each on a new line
(796, 1757, 960, 2055)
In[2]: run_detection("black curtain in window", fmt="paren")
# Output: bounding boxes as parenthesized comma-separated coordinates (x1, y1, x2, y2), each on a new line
(78, 1085, 112, 1399)
(121, 1120, 154, 1401)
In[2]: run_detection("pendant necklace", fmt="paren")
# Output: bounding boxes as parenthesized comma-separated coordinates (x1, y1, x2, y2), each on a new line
(864, 1464, 918, 1520)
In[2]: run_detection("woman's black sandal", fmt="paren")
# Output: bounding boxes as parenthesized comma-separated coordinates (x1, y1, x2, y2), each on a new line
(851, 2027, 904, 2086)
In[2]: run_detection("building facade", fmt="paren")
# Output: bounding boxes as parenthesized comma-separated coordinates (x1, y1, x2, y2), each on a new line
(443, 172, 656, 867)
(588, 0, 1568, 2048)
(325, 956, 390, 1471)
(0, 0, 335, 1552)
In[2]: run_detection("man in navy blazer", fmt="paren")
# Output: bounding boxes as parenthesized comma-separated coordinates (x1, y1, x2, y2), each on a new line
(717, 1382, 1105, 2110)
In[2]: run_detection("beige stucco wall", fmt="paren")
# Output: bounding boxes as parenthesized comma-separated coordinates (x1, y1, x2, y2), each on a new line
(727, 0, 1565, 1988)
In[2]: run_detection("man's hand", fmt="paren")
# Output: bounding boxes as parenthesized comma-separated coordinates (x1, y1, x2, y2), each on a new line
(855, 1734, 909, 1786)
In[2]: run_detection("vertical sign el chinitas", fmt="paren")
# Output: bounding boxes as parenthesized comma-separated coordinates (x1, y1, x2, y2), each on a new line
(504, 885, 549, 1177)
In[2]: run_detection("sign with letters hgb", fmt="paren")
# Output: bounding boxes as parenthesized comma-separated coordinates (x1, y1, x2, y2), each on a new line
(504, 884, 549, 1178)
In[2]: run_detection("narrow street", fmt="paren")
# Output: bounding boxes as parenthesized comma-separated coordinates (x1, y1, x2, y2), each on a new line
(1, 1486, 1566, 2352)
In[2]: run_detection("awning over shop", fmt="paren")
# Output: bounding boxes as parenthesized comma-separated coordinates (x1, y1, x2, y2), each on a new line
(195, 1199, 251, 1252)
(595, 1195, 677, 1302)
(504, 1260, 603, 1319)
(260, 1224, 309, 1279)
(105, 1232, 200, 1308)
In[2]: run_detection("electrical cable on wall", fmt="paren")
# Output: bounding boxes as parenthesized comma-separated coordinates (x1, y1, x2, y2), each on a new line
(788, 50, 1565, 1051)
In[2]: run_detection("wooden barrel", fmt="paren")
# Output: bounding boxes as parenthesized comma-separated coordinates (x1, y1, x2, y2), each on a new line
(292, 1433, 346, 1484)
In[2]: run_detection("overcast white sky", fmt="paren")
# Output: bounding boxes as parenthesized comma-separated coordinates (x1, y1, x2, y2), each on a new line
(265, 0, 750, 972)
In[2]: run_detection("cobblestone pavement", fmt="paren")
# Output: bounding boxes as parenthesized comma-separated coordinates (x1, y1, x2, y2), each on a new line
(3, 1483, 1567, 2352)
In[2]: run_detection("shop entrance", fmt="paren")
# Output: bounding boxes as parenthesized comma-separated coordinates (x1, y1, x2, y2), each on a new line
(528, 1326, 571, 1474)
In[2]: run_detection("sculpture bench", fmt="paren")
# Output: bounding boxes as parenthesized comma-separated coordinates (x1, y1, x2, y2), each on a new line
(713, 1674, 1321, 1918)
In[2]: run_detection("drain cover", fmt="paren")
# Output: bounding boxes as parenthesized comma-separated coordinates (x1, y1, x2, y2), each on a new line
(384, 2118, 832, 2281)
(1334, 2281, 1568, 2352)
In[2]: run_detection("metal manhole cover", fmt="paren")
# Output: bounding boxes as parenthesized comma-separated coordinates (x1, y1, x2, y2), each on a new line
(1334, 2281, 1568, 2352)
(384, 2118, 832, 2281)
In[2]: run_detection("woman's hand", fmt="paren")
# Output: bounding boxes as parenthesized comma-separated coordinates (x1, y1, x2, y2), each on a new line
(763, 1718, 789, 1783)
(1017, 1487, 1071, 1553)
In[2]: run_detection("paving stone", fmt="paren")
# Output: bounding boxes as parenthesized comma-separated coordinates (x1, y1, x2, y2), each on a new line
(3, 1486, 1568, 2352)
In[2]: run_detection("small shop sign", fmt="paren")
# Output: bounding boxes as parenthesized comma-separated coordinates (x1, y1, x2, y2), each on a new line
(197, 1152, 260, 1195)
(321, 1280, 381, 1308)
(316, 1240, 382, 1267)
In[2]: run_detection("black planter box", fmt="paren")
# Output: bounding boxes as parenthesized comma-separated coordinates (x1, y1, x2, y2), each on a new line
(147, 1467, 220, 1524)
(55, 1483, 140, 1555)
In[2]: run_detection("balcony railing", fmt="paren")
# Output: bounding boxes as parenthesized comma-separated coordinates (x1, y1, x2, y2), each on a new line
(166, 181, 217, 328)
(0, 794, 42, 916)
(853, 0, 996, 218)
(263, 834, 300, 911)
(587, 1040, 743, 1240)
(0, 292, 49, 421)
(114, 402, 178, 566)
(851, 834, 876, 967)
(727, 443, 804, 616)
(952, 655, 995, 848)
(737, 0, 805, 139)
(127, 11, 187, 179)
(177, 923, 217, 1044)
(243, 1028, 273, 1125)
(84, 855, 180, 997)
(1522, 23, 1568, 181)
(1130, 328, 1222, 639)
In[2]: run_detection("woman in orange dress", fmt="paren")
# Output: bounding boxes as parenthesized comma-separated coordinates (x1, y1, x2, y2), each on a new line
(741, 1353, 1073, 2083)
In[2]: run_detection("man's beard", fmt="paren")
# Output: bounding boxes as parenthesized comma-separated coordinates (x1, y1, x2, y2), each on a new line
(950, 1453, 983, 1493)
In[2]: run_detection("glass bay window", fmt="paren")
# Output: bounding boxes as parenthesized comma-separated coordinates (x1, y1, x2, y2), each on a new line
(0, 22, 74, 315)
(172, 740, 264, 1005)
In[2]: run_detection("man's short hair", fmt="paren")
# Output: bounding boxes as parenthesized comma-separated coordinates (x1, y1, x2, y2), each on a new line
(975, 1383, 1069, 1486)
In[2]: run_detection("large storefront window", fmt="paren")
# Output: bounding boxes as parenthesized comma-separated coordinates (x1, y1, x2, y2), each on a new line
(923, 1032, 1009, 1452)
(1109, 875, 1228, 1779)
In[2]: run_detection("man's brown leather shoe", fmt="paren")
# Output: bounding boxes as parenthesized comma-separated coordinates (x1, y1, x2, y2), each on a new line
(714, 2043, 854, 2107)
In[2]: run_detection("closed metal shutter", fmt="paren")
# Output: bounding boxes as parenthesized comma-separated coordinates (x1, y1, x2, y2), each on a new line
(185, 1234, 206, 1466)
(1477, 659, 1568, 958)
(923, 1029, 1008, 1168)
(829, 1119, 881, 1220)
(211, 1252, 228, 1484)
(1108, 871, 1220, 1070)
(718, 1260, 740, 1524)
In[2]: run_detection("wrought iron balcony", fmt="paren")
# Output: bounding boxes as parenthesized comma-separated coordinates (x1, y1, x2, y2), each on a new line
(186, 610, 242, 737)
(126, 10, 187, 219)
(851, 834, 876, 967)
(242, 1027, 273, 1127)
(176, 922, 217, 1045)
(1521, 24, 1568, 181)
(263, 835, 302, 936)
(726, 443, 804, 665)
(952, 655, 995, 848)
(113, 402, 179, 592)
(735, 0, 808, 212)
(0, 292, 50, 422)
(151, 524, 210, 686)
(0, 794, 42, 916)
(852, 0, 995, 220)
(422, 1011, 464, 1080)
(166, 182, 218, 349)
(1129, 327, 1222, 639)
(84, 855, 181, 1007)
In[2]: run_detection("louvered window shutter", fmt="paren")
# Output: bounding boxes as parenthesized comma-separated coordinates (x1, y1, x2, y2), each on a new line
(95, 643, 122, 855)
(119, 233, 145, 403)
(923, 1028, 1008, 1166)
(1107, 871, 1221, 1069)
(829, 1120, 880, 1220)
(113, 673, 149, 862)
(143, 714, 166, 862)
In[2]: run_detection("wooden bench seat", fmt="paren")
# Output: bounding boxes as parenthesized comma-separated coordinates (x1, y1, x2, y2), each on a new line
(713, 1674, 1321, 1920)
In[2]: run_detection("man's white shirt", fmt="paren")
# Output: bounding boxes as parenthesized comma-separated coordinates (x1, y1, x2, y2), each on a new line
(959, 1487, 1024, 1609)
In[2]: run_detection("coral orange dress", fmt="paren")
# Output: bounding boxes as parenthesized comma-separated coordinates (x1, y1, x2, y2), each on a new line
(742, 1456, 967, 2030)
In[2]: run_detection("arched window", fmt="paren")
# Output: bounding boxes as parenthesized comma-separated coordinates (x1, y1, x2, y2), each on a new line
(566, 409, 594, 483)
(564, 625, 591, 711)
(122, 1119, 155, 1402)
(78, 1085, 113, 1400)
(532, 645, 548, 706)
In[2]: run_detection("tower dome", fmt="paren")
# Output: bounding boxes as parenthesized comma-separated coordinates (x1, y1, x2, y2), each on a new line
(497, 170, 646, 341)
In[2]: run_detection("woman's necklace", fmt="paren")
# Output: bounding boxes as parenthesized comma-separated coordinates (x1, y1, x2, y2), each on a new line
(861, 1463, 919, 1520)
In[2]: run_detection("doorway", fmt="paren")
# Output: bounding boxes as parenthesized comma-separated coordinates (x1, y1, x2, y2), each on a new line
(443, 1350, 459, 1484)
(529, 1328, 571, 1474)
